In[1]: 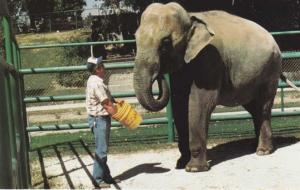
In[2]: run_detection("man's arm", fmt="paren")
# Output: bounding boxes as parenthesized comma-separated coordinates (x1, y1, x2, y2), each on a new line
(101, 98, 117, 115)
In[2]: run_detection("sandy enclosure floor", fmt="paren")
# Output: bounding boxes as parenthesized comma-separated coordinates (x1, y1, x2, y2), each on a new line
(32, 139, 300, 190)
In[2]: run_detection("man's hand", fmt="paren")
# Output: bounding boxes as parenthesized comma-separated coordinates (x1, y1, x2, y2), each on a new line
(101, 99, 117, 115)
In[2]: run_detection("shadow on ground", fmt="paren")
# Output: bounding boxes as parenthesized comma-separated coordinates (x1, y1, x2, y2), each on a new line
(114, 163, 170, 181)
(30, 136, 299, 189)
(30, 139, 169, 189)
(208, 136, 299, 167)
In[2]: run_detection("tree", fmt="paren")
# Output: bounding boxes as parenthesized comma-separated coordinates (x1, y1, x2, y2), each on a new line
(7, 0, 25, 16)
(24, 0, 55, 29)
(23, 0, 86, 31)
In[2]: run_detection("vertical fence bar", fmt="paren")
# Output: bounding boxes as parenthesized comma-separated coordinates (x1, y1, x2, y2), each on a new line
(280, 87, 285, 112)
(17, 48, 31, 186)
(48, 16, 52, 32)
(0, 54, 13, 189)
(12, 42, 30, 187)
(20, 47, 31, 187)
(11, 41, 23, 187)
(2, 12, 30, 188)
(165, 74, 175, 142)
(1, 16, 18, 188)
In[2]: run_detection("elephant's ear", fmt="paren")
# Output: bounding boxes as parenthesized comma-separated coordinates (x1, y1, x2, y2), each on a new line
(184, 16, 215, 63)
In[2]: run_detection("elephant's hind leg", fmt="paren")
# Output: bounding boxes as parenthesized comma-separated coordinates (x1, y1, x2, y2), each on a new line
(243, 84, 277, 155)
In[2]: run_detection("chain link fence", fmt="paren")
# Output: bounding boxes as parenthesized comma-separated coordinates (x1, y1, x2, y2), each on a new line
(282, 52, 300, 80)
(22, 46, 300, 140)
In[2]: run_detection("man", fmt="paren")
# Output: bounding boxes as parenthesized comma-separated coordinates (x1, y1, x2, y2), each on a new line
(86, 56, 119, 188)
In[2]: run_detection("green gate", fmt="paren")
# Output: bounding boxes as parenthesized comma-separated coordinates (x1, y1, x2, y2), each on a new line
(1, 0, 300, 187)
(0, 0, 30, 188)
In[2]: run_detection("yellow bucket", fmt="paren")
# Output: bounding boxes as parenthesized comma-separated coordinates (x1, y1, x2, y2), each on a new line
(112, 100, 142, 129)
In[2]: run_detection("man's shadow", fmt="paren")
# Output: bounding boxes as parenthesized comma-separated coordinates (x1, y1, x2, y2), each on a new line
(114, 163, 170, 181)
(208, 136, 299, 167)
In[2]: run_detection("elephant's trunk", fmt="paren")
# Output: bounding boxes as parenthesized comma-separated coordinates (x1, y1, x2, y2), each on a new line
(133, 64, 170, 112)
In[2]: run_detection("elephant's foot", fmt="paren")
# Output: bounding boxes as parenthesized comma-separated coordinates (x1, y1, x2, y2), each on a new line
(175, 155, 191, 169)
(256, 143, 273, 156)
(185, 157, 209, 172)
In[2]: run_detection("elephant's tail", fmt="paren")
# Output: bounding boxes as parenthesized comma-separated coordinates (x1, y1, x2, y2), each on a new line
(280, 74, 300, 92)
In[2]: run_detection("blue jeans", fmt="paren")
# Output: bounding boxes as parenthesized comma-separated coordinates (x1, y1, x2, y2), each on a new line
(88, 115, 111, 183)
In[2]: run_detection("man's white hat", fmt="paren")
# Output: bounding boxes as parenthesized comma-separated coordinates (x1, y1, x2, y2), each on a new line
(87, 45, 103, 65)
(87, 56, 103, 65)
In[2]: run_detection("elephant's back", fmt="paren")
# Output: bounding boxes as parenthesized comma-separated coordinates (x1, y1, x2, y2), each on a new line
(194, 11, 281, 87)
(194, 11, 278, 54)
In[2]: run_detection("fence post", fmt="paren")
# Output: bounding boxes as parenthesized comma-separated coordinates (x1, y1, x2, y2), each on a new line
(12, 42, 31, 187)
(75, 11, 78, 29)
(280, 87, 285, 112)
(1, 16, 18, 188)
(1, 13, 30, 188)
(48, 16, 52, 32)
(17, 47, 31, 186)
(165, 74, 175, 142)
(0, 52, 14, 189)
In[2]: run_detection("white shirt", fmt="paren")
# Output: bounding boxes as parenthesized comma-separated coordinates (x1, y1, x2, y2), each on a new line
(85, 75, 113, 116)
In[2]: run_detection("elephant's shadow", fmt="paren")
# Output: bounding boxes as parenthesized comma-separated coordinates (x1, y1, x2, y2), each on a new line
(207, 136, 299, 167)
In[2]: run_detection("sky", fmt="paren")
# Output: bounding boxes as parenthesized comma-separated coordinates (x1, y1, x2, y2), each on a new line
(84, 0, 98, 9)
(82, 0, 101, 18)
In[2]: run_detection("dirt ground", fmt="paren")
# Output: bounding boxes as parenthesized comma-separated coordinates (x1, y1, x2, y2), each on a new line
(31, 137, 300, 190)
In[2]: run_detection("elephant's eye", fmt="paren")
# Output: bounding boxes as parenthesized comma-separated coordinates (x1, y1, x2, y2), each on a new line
(160, 37, 173, 54)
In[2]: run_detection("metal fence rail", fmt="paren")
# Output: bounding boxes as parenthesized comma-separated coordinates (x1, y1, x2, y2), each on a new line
(0, 12, 30, 189)
(1, 1, 300, 186)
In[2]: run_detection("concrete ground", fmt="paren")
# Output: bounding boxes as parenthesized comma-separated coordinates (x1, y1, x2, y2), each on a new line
(31, 137, 300, 190)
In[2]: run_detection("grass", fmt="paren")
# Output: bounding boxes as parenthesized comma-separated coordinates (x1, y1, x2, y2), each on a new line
(16, 29, 91, 45)
(17, 29, 91, 96)
(28, 116, 300, 158)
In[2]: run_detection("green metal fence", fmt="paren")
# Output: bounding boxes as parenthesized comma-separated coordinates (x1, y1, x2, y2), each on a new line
(1, 0, 300, 186)
(0, 7, 30, 189)
(18, 41, 300, 134)
(18, 46, 175, 142)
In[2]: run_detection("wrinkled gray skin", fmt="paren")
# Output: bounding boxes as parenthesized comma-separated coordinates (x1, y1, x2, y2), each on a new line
(133, 2, 281, 172)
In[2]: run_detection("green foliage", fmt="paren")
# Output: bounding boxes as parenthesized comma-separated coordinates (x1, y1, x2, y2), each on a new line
(57, 38, 89, 87)
(21, 0, 85, 30)
(29, 124, 170, 152)
(21, 48, 61, 95)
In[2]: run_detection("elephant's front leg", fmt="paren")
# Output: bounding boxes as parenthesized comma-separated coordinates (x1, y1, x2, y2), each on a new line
(185, 84, 217, 172)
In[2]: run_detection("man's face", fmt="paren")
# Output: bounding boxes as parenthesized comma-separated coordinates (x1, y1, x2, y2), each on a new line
(95, 65, 105, 78)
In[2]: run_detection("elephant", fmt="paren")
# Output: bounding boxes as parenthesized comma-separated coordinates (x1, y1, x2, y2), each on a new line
(133, 2, 299, 172)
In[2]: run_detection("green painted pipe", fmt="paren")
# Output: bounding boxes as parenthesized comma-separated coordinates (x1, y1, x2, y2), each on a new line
(27, 117, 168, 132)
(23, 78, 300, 104)
(19, 40, 136, 49)
(17, 51, 300, 75)
(2, 16, 17, 188)
(19, 62, 134, 74)
(271, 30, 300, 36)
(18, 30, 300, 50)
(165, 74, 175, 142)
(26, 110, 300, 132)
(24, 91, 160, 103)
(282, 51, 300, 59)
(210, 110, 300, 121)
(278, 81, 300, 88)
(12, 42, 31, 188)
(280, 87, 285, 112)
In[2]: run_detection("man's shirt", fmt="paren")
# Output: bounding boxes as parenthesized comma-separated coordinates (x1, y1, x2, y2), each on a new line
(86, 75, 113, 116)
